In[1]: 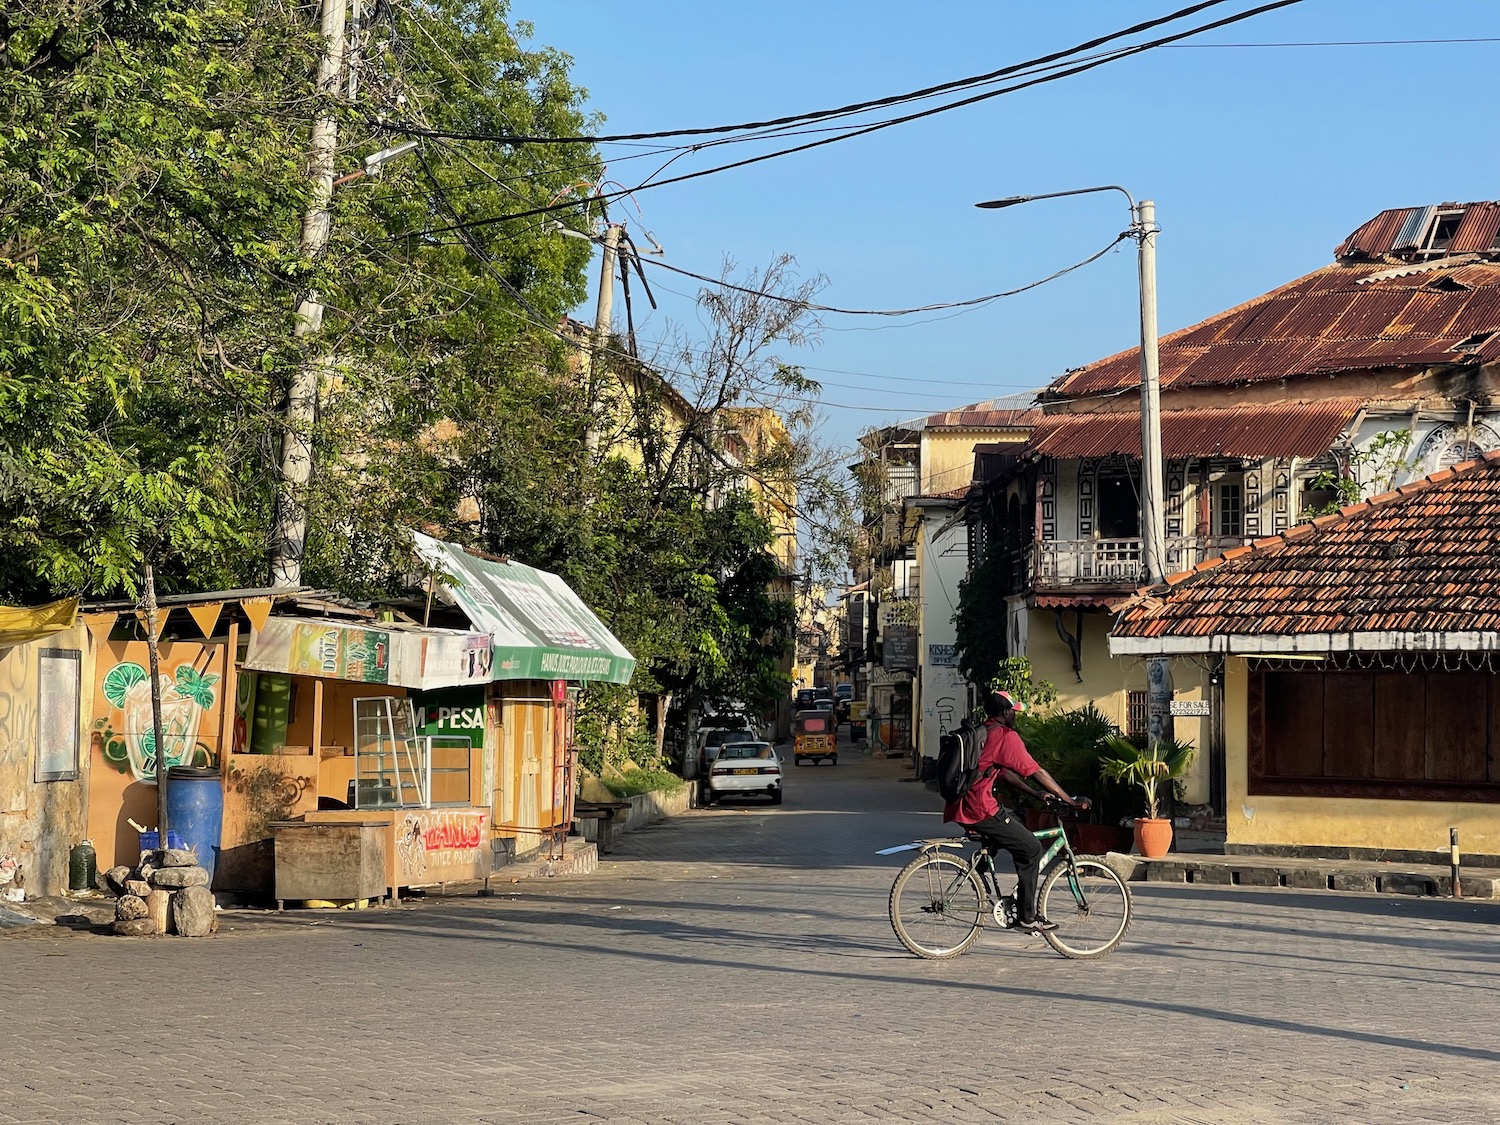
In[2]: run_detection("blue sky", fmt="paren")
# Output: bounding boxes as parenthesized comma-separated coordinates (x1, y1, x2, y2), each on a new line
(519, 1, 1500, 454)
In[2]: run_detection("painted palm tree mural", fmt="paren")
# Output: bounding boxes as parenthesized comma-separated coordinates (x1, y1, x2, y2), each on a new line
(97, 661, 220, 781)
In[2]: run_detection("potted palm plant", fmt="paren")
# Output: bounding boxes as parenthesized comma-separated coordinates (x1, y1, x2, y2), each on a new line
(1100, 733, 1195, 858)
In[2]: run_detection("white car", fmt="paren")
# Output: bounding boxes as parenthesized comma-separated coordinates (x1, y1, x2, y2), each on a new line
(704, 742, 783, 806)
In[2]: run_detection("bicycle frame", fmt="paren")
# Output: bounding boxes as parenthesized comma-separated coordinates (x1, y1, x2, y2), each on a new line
(881, 823, 1094, 915)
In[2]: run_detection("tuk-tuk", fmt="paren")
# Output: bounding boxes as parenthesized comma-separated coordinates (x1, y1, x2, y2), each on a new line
(792, 709, 837, 766)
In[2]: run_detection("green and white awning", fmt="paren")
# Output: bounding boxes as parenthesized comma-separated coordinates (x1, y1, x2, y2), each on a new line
(414, 533, 636, 685)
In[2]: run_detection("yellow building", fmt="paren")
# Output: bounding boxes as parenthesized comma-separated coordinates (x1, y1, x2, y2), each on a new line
(1113, 453, 1500, 862)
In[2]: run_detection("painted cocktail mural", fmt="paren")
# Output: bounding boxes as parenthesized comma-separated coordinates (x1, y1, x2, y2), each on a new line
(97, 661, 220, 782)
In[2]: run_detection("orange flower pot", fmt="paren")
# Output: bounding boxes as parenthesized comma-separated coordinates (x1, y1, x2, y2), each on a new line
(1134, 817, 1174, 858)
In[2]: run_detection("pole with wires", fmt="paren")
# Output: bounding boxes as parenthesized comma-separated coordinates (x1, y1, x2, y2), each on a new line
(270, 0, 348, 589)
(586, 222, 622, 457)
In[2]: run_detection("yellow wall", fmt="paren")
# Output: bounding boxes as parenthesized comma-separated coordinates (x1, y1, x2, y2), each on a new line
(919, 427, 1028, 496)
(1026, 610, 1212, 804)
(1222, 657, 1500, 855)
(0, 625, 95, 895)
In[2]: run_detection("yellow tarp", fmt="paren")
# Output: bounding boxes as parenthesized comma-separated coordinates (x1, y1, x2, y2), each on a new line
(0, 597, 79, 647)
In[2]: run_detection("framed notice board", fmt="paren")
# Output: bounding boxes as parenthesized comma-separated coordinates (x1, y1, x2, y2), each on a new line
(36, 648, 81, 782)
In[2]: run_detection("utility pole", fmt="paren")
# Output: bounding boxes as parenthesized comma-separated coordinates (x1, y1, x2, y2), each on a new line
(1135, 199, 1166, 585)
(585, 223, 621, 457)
(143, 560, 169, 841)
(270, 0, 348, 589)
(976, 187, 1172, 754)
(1133, 199, 1174, 758)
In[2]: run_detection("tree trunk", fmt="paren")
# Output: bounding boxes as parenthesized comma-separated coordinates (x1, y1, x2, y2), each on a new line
(655, 691, 673, 761)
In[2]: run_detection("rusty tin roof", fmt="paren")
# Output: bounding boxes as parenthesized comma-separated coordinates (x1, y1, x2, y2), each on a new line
(1048, 222, 1500, 398)
(1023, 399, 1361, 460)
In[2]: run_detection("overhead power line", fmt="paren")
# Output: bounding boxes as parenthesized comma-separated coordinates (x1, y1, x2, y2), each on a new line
(637, 234, 1128, 316)
(387, 0, 1242, 145)
(392, 0, 1305, 242)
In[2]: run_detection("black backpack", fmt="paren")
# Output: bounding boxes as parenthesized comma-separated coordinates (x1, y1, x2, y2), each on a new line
(936, 719, 990, 802)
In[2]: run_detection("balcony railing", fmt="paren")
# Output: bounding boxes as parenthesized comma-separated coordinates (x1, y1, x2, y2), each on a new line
(1013, 536, 1252, 591)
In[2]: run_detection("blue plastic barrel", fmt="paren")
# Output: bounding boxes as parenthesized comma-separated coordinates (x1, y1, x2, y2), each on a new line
(165, 766, 225, 884)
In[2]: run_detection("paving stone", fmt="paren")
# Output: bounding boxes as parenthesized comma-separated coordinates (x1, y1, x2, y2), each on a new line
(4, 742, 1500, 1125)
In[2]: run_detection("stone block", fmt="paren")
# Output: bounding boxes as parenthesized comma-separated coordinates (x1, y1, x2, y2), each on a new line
(1331, 872, 1377, 893)
(114, 895, 149, 921)
(1380, 873, 1436, 896)
(151, 866, 209, 889)
(124, 879, 151, 898)
(1459, 875, 1500, 899)
(171, 884, 214, 937)
(112, 917, 156, 937)
(1143, 861, 1189, 883)
(1282, 869, 1331, 891)
(1187, 865, 1233, 885)
(155, 848, 198, 868)
(147, 889, 173, 934)
(1232, 868, 1281, 887)
(103, 866, 132, 897)
(1098, 852, 1139, 882)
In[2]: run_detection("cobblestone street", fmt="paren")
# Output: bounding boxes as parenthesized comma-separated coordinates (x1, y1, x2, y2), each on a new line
(6, 743, 1499, 1124)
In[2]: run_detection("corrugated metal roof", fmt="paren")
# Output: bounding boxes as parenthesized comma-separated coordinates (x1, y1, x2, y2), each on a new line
(924, 401, 1042, 428)
(1024, 400, 1361, 460)
(1113, 452, 1500, 642)
(1048, 259, 1500, 397)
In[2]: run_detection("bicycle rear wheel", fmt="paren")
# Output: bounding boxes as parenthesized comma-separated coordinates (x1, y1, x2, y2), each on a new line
(1038, 859, 1132, 959)
(888, 853, 985, 960)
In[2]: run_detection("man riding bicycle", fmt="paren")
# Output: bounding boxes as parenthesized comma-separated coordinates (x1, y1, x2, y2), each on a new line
(942, 691, 1090, 933)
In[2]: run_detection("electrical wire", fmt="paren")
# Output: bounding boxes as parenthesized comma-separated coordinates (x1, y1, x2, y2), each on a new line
(385, 0, 1244, 145)
(637, 234, 1128, 316)
(394, 0, 1306, 241)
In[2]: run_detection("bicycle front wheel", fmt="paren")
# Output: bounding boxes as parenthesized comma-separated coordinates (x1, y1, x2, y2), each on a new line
(889, 853, 985, 960)
(1038, 859, 1132, 959)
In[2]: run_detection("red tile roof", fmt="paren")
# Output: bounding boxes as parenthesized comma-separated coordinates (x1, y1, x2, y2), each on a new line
(1024, 399, 1361, 460)
(1113, 452, 1500, 643)
(1046, 257, 1500, 397)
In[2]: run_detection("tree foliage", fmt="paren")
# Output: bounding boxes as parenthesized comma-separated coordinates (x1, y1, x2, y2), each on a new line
(0, 0, 838, 767)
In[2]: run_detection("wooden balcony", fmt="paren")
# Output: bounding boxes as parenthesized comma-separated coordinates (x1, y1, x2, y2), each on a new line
(1012, 536, 1252, 592)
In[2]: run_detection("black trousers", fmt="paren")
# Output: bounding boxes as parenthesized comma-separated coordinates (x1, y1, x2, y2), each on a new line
(968, 810, 1044, 921)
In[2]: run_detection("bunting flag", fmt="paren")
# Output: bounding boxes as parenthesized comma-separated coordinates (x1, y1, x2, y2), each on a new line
(133, 609, 167, 641)
(187, 602, 224, 638)
(239, 596, 274, 633)
(83, 612, 118, 645)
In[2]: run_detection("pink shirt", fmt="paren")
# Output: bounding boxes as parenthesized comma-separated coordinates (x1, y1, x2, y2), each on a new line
(943, 722, 1040, 825)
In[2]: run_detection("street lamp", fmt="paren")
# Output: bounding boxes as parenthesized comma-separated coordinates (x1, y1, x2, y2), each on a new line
(977, 186, 1173, 754)
(976, 186, 1165, 586)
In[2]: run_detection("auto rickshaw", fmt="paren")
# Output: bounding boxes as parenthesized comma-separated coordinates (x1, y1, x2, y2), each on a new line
(793, 709, 837, 766)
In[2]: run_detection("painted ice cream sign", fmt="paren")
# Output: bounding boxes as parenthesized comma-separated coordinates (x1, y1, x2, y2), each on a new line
(98, 661, 219, 782)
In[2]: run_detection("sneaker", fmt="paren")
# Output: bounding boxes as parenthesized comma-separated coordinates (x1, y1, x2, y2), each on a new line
(1016, 917, 1058, 934)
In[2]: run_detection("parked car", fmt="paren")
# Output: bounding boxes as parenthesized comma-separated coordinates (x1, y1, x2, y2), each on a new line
(834, 683, 853, 702)
(694, 725, 759, 781)
(704, 741, 782, 805)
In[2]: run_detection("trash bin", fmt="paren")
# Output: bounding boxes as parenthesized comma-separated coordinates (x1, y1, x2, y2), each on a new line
(165, 766, 225, 883)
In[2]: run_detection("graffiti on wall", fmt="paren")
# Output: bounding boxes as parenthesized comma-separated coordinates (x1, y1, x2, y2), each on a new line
(394, 808, 488, 883)
(94, 661, 220, 781)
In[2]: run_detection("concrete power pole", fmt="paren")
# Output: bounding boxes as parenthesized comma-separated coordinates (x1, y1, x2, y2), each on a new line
(269, 0, 349, 589)
(584, 223, 621, 457)
(1134, 199, 1174, 755)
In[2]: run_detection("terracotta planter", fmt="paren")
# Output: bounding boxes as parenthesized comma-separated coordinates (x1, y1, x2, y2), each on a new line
(1134, 817, 1174, 858)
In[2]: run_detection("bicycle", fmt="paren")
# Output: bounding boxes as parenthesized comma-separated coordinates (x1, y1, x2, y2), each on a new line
(879, 797, 1132, 960)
